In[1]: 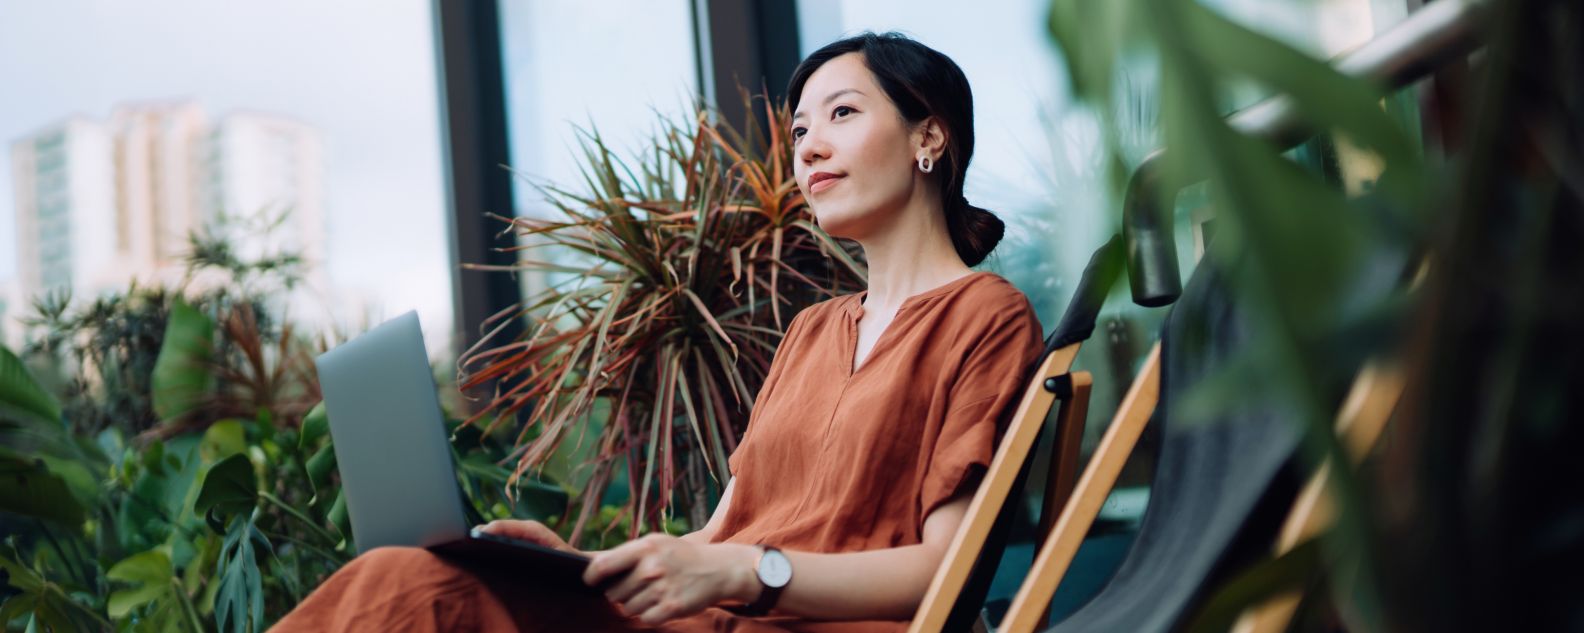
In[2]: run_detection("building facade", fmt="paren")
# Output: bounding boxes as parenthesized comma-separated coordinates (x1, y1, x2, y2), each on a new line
(8, 101, 330, 334)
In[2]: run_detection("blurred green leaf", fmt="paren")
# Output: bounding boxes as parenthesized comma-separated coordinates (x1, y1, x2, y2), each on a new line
(298, 401, 328, 451)
(0, 450, 84, 526)
(304, 444, 336, 499)
(37, 453, 100, 512)
(152, 299, 215, 422)
(0, 345, 79, 462)
(327, 490, 350, 545)
(200, 419, 248, 464)
(0, 550, 44, 593)
(214, 513, 270, 633)
(106, 549, 174, 618)
(0, 345, 60, 423)
(0, 549, 108, 632)
(1047, 0, 1140, 101)
(194, 454, 257, 532)
(458, 452, 568, 520)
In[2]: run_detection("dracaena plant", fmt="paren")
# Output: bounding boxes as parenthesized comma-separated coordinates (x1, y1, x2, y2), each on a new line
(456, 94, 866, 543)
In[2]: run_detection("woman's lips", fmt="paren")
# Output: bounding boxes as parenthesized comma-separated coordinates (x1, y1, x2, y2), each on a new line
(810, 175, 843, 194)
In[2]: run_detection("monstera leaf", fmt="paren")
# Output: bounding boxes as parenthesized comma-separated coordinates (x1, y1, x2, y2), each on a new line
(194, 454, 258, 534)
(213, 513, 272, 633)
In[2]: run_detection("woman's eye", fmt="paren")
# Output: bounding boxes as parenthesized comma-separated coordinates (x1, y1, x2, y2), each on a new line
(791, 127, 806, 140)
(833, 105, 854, 118)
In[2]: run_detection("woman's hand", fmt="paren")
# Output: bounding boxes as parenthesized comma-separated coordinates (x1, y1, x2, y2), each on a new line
(583, 534, 761, 625)
(476, 519, 583, 556)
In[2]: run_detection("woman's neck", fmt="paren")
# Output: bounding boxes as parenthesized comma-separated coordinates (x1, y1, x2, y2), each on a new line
(855, 197, 974, 313)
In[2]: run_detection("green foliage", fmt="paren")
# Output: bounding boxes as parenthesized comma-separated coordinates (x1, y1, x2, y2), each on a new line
(1045, 0, 1584, 629)
(1, 287, 582, 632)
(1044, 0, 1425, 627)
(0, 345, 59, 424)
(194, 455, 258, 534)
(213, 515, 270, 633)
(0, 452, 84, 527)
(0, 548, 109, 632)
(0, 219, 362, 631)
(105, 548, 206, 632)
(151, 300, 216, 424)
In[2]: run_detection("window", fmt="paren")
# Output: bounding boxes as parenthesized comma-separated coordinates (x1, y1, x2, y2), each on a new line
(495, 0, 699, 296)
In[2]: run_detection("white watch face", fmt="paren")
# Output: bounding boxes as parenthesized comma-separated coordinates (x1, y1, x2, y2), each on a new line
(759, 549, 792, 588)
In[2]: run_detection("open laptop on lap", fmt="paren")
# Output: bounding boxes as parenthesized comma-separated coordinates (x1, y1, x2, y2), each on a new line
(314, 310, 594, 588)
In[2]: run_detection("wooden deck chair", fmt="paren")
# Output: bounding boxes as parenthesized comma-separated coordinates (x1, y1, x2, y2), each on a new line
(1229, 361, 1405, 633)
(907, 235, 1125, 633)
(996, 249, 1410, 633)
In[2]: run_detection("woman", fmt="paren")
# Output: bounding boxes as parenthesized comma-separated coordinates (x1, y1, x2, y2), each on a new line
(275, 32, 1042, 632)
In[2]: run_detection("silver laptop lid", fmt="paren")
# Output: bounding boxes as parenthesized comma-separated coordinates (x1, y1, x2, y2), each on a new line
(314, 311, 468, 553)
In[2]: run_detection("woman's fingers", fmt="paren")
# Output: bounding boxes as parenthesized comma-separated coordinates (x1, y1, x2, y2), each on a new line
(584, 537, 653, 588)
(602, 564, 650, 603)
(637, 601, 677, 626)
(477, 520, 570, 551)
(618, 581, 663, 619)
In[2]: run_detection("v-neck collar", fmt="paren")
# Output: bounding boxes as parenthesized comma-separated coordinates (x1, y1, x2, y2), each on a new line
(843, 271, 991, 376)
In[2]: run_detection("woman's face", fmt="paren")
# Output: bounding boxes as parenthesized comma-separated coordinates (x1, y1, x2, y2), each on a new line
(791, 52, 933, 241)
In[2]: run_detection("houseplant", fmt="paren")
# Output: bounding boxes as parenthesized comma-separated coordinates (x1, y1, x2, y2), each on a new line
(456, 94, 867, 543)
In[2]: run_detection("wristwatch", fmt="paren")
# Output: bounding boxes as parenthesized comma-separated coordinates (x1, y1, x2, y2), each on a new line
(740, 545, 792, 616)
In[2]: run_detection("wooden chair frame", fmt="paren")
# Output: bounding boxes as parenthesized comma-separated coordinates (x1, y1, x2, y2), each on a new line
(907, 340, 1093, 632)
(996, 352, 1405, 633)
(998, 344, 1160, 633)
(1230, 362, 1404, 633)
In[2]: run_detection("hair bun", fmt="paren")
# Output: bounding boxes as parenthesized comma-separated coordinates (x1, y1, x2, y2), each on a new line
(950, 199, 1004, 267)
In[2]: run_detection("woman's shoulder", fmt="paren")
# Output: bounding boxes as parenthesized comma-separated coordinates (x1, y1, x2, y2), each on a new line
(942, 272, 1042, 328)
(774, 291, 859, 344)
(960, 271, 1034, 307)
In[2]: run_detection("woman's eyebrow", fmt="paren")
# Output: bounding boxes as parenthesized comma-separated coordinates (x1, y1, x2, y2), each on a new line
(792, 88, 866, 122)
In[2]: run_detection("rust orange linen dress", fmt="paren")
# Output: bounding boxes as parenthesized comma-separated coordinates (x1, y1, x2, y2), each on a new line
(272, 271, 1043, 632)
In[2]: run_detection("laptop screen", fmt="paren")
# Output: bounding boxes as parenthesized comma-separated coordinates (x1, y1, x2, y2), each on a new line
(314, 311, 470, 553)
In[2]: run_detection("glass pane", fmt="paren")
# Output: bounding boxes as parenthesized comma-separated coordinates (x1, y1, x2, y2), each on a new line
(495, 0, 698, 298)
(0, 0, 452, 352)
(498, 1, 697, 202)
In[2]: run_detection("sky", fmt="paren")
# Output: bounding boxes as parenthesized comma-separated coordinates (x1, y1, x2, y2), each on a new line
(0, 0, 453, 350)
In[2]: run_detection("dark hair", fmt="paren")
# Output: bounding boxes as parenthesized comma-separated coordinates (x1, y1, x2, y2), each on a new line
(787, 31, 1004, 267)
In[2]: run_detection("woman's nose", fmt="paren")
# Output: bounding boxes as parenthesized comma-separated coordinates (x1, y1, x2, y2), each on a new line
(796, 129, 828, 166)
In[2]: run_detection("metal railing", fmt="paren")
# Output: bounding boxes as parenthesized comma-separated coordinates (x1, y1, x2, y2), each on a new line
(1122, 0, 1487, 307)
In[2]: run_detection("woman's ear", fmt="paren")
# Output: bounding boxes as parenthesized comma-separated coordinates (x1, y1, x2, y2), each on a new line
(913, 116, 949, 161)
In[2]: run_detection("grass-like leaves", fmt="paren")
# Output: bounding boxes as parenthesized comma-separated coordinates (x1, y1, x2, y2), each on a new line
(457, 95, 866, 541)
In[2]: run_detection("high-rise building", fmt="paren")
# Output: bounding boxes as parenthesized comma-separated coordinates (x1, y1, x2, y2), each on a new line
(204, 111, 329, 294)
(10, 117, 118, 300)
(8, 102, 331, 332)
(0, 276, 19, 350)
(108, 100, 210, 287)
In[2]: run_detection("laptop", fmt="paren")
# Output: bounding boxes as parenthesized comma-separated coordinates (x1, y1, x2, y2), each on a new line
(314, 310, 594, 587)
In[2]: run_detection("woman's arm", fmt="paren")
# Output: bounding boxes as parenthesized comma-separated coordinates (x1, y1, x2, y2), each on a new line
(585, 490, 974, 624)
(756, 491, 971, 620)
(678, 477, 735, 545)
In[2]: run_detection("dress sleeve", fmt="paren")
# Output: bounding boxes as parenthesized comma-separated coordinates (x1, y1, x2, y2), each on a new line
(727, 307, 813, 478)
(919, 304, 1043, 521)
